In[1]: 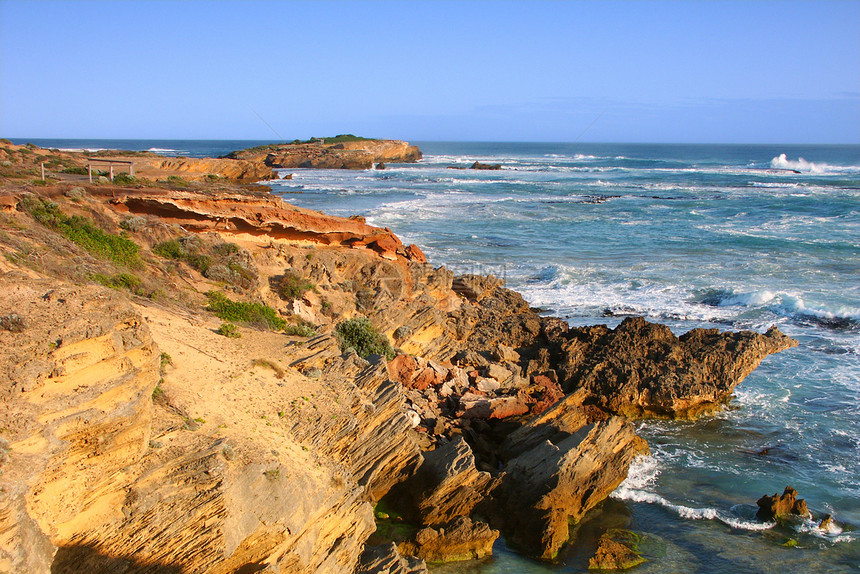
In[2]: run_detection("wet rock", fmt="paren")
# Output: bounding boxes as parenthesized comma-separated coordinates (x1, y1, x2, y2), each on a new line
(756, 486, 811, 521)
(469, 162, 502, 170)
(376, 163, 386, 170)
(404, 517, 498, 563)
(588, 529, 647, 571)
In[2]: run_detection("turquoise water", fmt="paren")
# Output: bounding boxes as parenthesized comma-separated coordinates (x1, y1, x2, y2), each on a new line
(20, 139, 860, 571)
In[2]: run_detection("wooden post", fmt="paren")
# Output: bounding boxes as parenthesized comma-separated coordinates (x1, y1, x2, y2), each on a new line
(130, 162, 134, 177)
(40, 163, 45, 180)
(88, 163, 92, 183)
(109, 165, 114, 181)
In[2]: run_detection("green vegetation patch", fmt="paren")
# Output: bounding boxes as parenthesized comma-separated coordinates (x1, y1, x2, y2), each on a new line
(277, 271, 315, 301)
(216, 322, 241, 338)
(20, 197, 140, 267)
(335, 317, 394, 359)
(207, 292, 286, 331)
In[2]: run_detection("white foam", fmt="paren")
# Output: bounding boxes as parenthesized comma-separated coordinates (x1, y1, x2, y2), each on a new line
(612, 457, 774, 531)
(719, 290, 777, 307)
(770, 153, 860, 175)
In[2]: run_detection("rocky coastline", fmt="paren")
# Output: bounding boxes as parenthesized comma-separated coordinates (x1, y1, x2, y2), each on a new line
(0, 140, 797, 573)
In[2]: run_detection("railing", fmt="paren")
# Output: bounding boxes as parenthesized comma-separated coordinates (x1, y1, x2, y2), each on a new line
(86, 159, 135, 182)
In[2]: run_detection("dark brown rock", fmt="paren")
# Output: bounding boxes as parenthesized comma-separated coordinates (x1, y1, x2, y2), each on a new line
(556, 317, 798, 418)
(469, 162, 502, 170)
(756, 486, 811, 521)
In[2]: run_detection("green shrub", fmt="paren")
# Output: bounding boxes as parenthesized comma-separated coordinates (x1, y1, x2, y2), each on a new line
(153, 239, 185, 260)
(277, 271, 314, 301)
(206, 291, 286, 330)
(283, 322, 317, 337)
(20, 197, 140, 267)
(92, 272, 142, 290)
(216, 322, 241, 338)
(212, 242, 240, 256)
(112, 173, 136, 185)
(62, 166, 89, 175)
(335, 317, 394, 359)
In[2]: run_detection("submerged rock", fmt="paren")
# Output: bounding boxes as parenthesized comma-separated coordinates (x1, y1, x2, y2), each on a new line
(588, 529, 647, 571)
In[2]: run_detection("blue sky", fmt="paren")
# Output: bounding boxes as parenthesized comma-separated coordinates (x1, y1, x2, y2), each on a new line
(1, 0, 858, 143)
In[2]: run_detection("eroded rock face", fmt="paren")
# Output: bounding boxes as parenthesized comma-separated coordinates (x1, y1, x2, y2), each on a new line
(408, 436, 495, 527)
(0, 278, 159, 572)
(0, 277, 425, 573)
(117, 192, 426, 262)
(497, 395, 648, 560)
(553, 317, 798, 418)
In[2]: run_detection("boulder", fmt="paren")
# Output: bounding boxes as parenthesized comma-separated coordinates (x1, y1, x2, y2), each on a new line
(756, 486, 811, 521)
(404, 517, 498, 563)
(452, 274, 504, 302)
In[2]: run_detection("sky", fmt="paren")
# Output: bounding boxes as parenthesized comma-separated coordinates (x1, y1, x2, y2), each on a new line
(1, 0, 858, 143)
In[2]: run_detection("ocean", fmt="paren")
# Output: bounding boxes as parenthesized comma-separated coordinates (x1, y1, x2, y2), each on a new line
(16, 139, 860, 572)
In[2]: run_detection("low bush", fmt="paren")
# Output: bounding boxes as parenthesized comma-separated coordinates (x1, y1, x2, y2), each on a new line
(277, 271, 314, 301)
(20, 197, 140, 267)
(112, 173, 137, 185)
(335, 317, 394, 359)
(283, 322, 317, 337)
(206, 291, 286, 330)
(216, 322, 241, 338)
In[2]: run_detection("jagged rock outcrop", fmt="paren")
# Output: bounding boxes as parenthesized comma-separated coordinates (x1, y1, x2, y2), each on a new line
(497, 392, 648, 560)
(756, 486, 811, 521)
(552, 317, 798, 418)
(407, 436, 495, 526)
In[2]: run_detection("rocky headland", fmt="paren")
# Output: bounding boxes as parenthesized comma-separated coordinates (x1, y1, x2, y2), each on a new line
(0, 141, 797, 572)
